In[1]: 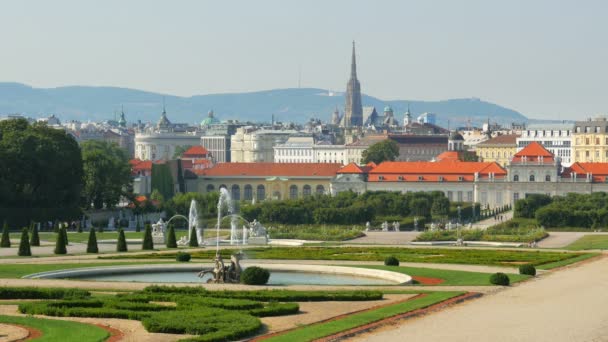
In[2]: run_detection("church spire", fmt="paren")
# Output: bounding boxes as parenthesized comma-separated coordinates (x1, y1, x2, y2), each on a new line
(351, 41, 357, 79)
(343, 41, 363, 128)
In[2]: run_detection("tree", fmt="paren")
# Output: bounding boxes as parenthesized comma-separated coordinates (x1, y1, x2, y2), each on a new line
(0, 119, 83, 227)
(30, 224, 40, 246)
(166, 224, 177, 248)
(54, 229, 67, 255)
(361, 139, 400, 164)
(136, 219, 142, 233)
(188, 227, 199, 247)
(86, 228, 98, 253)
(18, 228, 31, 256)
(431, 196, 450, 219)
(151, 163, 174, 200)
(81, 140, 132, 209)
(0, 222, 10, 248)
(150, 189, 165, 203)
(116, 228, 128, 252)
(172, 145, 192, 159)
(142, 224, 154, 250)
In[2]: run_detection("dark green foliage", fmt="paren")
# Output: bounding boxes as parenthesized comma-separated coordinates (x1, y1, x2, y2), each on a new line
(77, 224, 83, 233)
(0, 287, 89, 299)
(247, 302, 300, 317)
(1, 221, 10, 248)
(142, 224, 154, 250)
(361, 139, 400, 164)
(116, 228, 128, 252)
(54, 229, 67, 255)
(384, 256, 399, 266)
(151, 163, 174, 200)
(188, 227, 198, 247)
(533, 192, 608, 229)
(166, 224, 177, 248)
(431, 196, 450, 218)
(18, 228, 31, 256)
(489, 272, 510, 286)
(62, 226, 69, 245)
(240, 267, 270, 285)
(176, 252, 191, 262)
(519, 264, 536, 276)
(29, 224, 40, 246)
(514, 194, 552, 218)
(86, 228, 98, 253)
(162, 192, 220, 224)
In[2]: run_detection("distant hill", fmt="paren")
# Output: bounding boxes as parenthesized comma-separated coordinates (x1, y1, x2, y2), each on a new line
(0, 82, 528, 126)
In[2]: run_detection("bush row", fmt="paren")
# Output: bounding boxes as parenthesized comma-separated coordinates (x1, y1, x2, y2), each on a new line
(0, 287, 90, 299)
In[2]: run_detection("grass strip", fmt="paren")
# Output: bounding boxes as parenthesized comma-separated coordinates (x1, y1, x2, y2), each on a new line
(264, 291, 462, 342)
(565, 235, 608, 251)
(0, 314, 109, 342)
(536, 252, 600, 270)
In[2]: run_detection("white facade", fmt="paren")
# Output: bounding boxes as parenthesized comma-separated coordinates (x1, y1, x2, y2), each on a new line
(517, 123, 573, 165)
(201, 135, 230, 163)
(273, 137, 351, 164)
(231, 127, 299, 163)
(135, 132, 202, 161)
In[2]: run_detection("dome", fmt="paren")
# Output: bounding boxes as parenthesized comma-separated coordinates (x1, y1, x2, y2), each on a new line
(157, 110, 171, 128)
(449, 131, 464, 141)
(201, 110, 220, 126)
(383, 106, 393, 113)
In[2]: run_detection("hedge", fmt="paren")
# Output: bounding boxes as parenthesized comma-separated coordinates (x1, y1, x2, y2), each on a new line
(240, 266, 270, 285)
(0, 287, 90, 299)
(489, 272, 510, 286)
(384, 256, 399, 266)
(519, 264, 536, 276)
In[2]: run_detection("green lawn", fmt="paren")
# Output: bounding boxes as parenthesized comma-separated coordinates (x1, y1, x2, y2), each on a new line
(0, 315, 109, 342)
(264, 291, 463, 342)
(355, 265, 530, 286)
(565, 235, 608, 251)
(536, 252, 600, 270)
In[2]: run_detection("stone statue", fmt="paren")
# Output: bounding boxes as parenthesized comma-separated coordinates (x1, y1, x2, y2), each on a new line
(151, 218, 166, 243)
(365, 221, 371, 232)
(381, 221, 389, 232)
(393, 221, 400, 232)
(249, 219, 267, 238)
(198, 253, 243, 284)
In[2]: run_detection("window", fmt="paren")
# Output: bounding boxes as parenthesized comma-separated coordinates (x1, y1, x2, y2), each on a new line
(586, 126, 591, 133)
(417, 176, 424, 181)
(514, 192, 520, 201)
(576, 126, 581, 133)
(303, 185, 311, 197)
(438, 176, 444, 182)
(398, 176, 404, 181)
(457, 191, 463, 202)
(529, 174, 535, 182)
(545, 175, 551, 182)
(496, 192, 503, 206)
(316, 185, 325, 195)
(596, 126, 601, 133)
(458, 176, 464, 182)
(576, 138, 580, 145)
(447, 191, 453, 201)
(586, 138, 590, 145)
(596, 138, 601, 145)
(244, 185, 253, 200)
(289, 185, 298, 199)
(256, 185, 265, 201)
(467, 191, 473, 202)
(513, 175, 519, 182)
(230, 184, 240, 200)
(206, 184, 215, 192)
(378, 176, 385, 181)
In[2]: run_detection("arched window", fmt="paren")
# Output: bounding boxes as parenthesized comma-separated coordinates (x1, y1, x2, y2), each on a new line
(206, 184, 215, 192)
(219, 184, 227, 191)
(529, 174, 535, 182)
(244, 185, 253, 200)
(303, 185, 312, 197)
(316, 185, 325, 195)
(231, 184, 240, 200)
(289, 185, 298, 199)
(545, 175, 551, 182)
(256, 185, 265, 201)
(513, 175, 519, 182)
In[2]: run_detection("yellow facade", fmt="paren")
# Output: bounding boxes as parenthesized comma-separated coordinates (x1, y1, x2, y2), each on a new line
(474, 134, 518, 167)
(197, 177, 331, 201)
(572, 133, 608, 162)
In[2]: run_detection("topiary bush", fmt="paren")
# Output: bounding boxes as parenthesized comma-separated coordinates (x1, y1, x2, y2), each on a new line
(1, 221, 10, 248)
(384, 256, 400, 266)
(519, 264, 536, 276)
(188, 227, 198, 247)
(86, 228, 98, 253)
(166, 224, 177, 248)
(30, 224, 40, 246)
(175, 252, 191, 262)
(142, 224, 154, 250)
(240, 266, 270, 285)
(54, 229, 67, 255)
(116, 228, 128, 252)
(62, 227, 69, 245)
(18, 228, 31, 256)
(489, 272, 510, 286)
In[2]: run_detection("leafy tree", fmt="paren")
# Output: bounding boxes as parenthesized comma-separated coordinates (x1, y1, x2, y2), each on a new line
(151, 163, 174, 200)
(514, 194, 552, 218)
(189, 227, 199, 247)
(116, 228, 128, 252)
(30, 224, 40, 246)
(172, 145, 192, 159)
(0, 119, 83, 226)
(81, 140, 132, 209)
(136, 219, 142, 233)
(142, 224, 154, 250)
(18, 228, 31, 256)
(150, 189, 165, 203)
(431, 196, 450, 219)
(410, 197, 431, 218)
(54, 229, 67, 255)
(0, 222, 10, 248)
(361, 139, 399, 164)
(166, 224, 177, 248)
(86, 228, 98, 253)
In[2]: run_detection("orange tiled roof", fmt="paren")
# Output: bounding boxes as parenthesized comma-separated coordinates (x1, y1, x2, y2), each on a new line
(514, 142, 554, 158)
(368, 161, 506, 182)
(476, 134, 519, 147)
(337, 163, 364, 174)
(183, 145, 209, 157)
(436, 151, 462, 162)
(565, 162, 608, 181)
(198, 162, 343, 177)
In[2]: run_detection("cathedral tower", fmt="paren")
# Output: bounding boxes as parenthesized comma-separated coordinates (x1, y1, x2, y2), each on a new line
(343, 41, 363, 127)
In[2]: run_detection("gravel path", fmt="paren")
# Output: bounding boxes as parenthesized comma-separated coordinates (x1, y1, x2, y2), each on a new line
(351, 254, 608, 342)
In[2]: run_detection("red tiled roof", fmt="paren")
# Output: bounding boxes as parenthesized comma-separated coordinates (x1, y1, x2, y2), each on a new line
(565, 162, 608, 181)
(476, 134, 519, 146)
(513, 142, 554, 162)
(337, 163, 364, 174)
(436, 151, 462, 162)
(198, 163, 343, 177)
(130, 159, 153, 171)
(368, 161, 506, 182)
(183, 145, 209, 157)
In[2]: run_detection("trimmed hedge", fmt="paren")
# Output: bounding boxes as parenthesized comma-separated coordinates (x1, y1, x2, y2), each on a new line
(18, 228, 31, 256)
(248, 302, 299, 317)
(166, 225, 177, 248)
(188, 227, 198, 247)
(240, 266, 270, 285)
(519, 264, 536, 276)
(0, 287, 90, 299)
(54, 229, 67, 255)
(86, 228, 98, 253)
(384, 256, 399, 266)
(116, 228, 128, 252)
(30, 224, 40, 246)
(489, 272, 510, 286)
(142, 224, 154, 250)
(176, 252, 191, 262)
(1, 222, 10, 248)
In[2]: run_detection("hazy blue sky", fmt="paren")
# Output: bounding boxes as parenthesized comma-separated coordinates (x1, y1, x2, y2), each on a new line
(1, 0, 607, 119)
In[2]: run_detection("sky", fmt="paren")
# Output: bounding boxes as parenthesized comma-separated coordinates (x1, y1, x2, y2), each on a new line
(1, 0, 607, 120)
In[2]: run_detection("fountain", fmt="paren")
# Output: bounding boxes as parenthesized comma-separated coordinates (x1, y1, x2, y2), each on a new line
(188, 199, 204, 246)
(107, 217, 115, 230)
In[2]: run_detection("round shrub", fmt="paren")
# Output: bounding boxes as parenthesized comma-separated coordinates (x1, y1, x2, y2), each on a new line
(519, 264, 536, 276)
(489, 272, 510, 286)
(175, 252, 191, 262)
(241, 266, 270, 285)
(384, 256, 399, 266)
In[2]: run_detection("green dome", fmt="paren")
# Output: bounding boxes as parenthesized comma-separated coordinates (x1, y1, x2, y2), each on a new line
(383, 106, 393, 113)
(201, 110, 220, 126)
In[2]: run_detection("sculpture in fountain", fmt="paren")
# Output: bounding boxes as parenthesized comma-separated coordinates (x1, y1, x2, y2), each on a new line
(247, 219, 268, 245)
(198, 252, 243, 283)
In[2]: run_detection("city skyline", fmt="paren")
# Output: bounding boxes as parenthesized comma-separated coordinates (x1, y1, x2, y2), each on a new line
(1, 0, 607, 120)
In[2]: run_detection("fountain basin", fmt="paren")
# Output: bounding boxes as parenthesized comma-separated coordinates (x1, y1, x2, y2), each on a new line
(23, 264, 411, 285)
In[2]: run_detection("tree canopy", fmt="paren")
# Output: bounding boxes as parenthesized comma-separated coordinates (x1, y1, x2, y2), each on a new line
(81, 140, 132, 209)
(361, 139, 400, 164)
